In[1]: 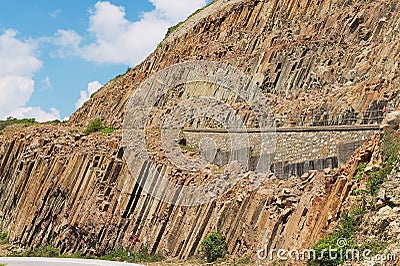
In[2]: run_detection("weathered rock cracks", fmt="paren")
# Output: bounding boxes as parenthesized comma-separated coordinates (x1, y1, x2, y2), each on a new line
(0, 0, 399, 264)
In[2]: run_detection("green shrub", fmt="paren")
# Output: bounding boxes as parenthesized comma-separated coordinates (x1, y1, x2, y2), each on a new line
(165, 22, 184, 38)
(200, 231, 228, 263)
(46, 119, 62, 124)
(354, 162, 367, 181)
(367, 170, 386, 196)
(84, 119, 105, 135)
(0, 120, 11, 131)
(309, 206, 365, 265)
(0, 231, 9, 244)
(351, 189, 367, 196)
(367, 142, 399, 195)
(359, 239, 388, 256)
(102, 126, 115, 134)
(8, 117, 36, 125)
(0, 117, 36, 131)
(310, 234, 347, 266)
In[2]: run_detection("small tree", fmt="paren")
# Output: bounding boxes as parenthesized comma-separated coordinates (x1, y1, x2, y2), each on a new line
(200, 231, 228, 262)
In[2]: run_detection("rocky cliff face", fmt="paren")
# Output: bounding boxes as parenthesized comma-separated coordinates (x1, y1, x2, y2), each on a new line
(70, 0, 399, 128)
(0, 124, 380, 259)
(1, 0, 400, 263)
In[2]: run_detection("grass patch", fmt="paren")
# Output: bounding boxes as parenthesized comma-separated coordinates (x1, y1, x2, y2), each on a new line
(163, 0, 218, 39)
(350, 189, 367, 196)
(165, 22, 184, 38)
(111, 67, 132, 81)
(98, 249, 130, 262)
(0, 231, 9, 245)
(367, 170, 387, 196)
(354, 162, 367, 181)
(98, 246, 164, 263)
(15, 245, 60, 258)
(367, 134, 400, 195)
(102, 126, 115, 134)
(309, 206, 366, 265)
(12, 245, 164, 263)
(85, 119, 115, 135)
(132, 246, 165, 263)
(359, 239, 388, 256)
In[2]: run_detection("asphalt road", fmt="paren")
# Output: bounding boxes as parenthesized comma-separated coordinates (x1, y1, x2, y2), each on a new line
(0, 257, 144, 266)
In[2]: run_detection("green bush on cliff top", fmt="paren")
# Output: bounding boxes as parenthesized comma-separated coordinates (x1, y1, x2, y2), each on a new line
(164, 0, 218, 39)
(0, 117, 36, 131)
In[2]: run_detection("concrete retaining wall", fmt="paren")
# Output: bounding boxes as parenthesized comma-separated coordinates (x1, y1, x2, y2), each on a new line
(184, 126, 378, 178)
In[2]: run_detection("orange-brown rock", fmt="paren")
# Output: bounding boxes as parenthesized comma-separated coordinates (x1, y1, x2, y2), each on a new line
(0, 123, 380, 260)
(70, 0, 399, 128)
(0, 0, 399, 263)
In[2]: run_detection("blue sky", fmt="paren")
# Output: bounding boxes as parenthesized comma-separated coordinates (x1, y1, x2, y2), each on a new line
(0, 0, 209, 121)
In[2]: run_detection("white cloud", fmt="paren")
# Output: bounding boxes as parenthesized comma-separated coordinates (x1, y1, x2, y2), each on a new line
(0, 30, 60, 122)
(51, 29, 82, 58)
(0, 76, 34, 115)
(75, 80, 103, 108)
(79, 1, 169, 65)
(51, 9, 62, 18)
(148, 0, 207, 22)
(42, 76, 51, 89)
(54, 0, 207, 66)
(0, 30, 42, 76)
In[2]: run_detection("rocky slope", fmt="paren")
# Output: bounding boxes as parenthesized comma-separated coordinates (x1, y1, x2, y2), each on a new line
(0, 123, 382, 258)
(70, 0, 399, 127)
(0, 0, 400, 264)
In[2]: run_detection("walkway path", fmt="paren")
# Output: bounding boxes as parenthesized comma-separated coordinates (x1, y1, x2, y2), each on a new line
(0, 257, 144, 266)
(183, 124, 380, 133)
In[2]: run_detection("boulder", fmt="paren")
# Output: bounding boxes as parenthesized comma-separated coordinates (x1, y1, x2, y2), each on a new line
(380, 111, 400, 131)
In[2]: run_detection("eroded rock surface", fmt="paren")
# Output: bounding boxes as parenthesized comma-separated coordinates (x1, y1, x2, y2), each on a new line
(70, 0, 399, 128)
(0, 0, 399, 263)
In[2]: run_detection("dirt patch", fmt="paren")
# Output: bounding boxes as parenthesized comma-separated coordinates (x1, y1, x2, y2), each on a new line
(0, 244, 10, 257)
